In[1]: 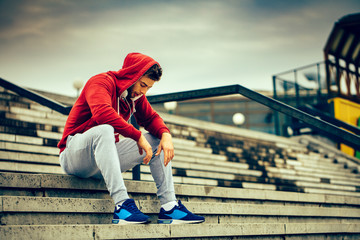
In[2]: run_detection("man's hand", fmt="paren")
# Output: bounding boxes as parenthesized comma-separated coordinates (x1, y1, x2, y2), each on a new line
(137, 134, 153, 165)
(155, 132, 174, 166)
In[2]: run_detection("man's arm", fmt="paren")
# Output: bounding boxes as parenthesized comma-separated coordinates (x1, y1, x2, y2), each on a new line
(137, 134, 153, 165)
(155, 132, 174, 166)
(134, 96, 174, 165)
(134, 96, 170, 139)
(85, 76, 142, 141)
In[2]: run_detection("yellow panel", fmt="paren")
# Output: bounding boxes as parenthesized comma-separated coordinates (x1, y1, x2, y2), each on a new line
(329, 97, 360, 156)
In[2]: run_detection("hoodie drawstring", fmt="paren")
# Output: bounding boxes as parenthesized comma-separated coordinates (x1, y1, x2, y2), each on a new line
(118, 96, 137, 123)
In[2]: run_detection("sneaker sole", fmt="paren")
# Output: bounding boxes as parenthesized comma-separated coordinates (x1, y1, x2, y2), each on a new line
(158, 219, 205, 224)
(112, 219, 151, 225)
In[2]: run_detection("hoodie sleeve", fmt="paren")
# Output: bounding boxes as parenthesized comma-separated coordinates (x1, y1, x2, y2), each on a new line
(134, 96, 170, 139)
(85, 76, 142, 141)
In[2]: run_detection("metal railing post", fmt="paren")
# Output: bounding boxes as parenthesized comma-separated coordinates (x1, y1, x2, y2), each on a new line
(130, 115, 141, 181)
(294, 70, 300, 107)
(317, 63, 322, 102)
(272, 76, 280, 135)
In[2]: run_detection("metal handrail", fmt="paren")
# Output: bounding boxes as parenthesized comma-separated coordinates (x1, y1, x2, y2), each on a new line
(300, 104, 360, 136)
(272, 61, 327, 135)
(0, 78, 72, 115)
(148, 85, 360, 151)
(1, 77, 359, 151)
(272, 61, 325, 76)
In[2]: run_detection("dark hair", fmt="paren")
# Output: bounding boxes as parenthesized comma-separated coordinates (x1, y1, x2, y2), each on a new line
(144, 64, 162, 81)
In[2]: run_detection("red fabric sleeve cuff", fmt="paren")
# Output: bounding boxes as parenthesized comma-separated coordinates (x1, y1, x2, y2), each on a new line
(157, 128, 171, 138)
(130, 128, 142, 142)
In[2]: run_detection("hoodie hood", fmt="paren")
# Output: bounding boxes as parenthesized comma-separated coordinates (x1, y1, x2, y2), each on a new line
(107, 53, 160, 96)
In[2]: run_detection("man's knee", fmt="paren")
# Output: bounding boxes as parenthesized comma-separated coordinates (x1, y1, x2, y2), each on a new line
(144, 133, 160, 147)
(94, 124, 115, 141)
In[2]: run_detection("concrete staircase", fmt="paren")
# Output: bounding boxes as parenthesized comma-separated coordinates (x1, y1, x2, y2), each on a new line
(1, 86, 360, 239)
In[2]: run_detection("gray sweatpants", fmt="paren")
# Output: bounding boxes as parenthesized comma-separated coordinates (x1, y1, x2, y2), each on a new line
(59, 124, 176, 205)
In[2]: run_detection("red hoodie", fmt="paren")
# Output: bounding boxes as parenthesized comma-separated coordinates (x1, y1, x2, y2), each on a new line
(57, 53, 170, 153)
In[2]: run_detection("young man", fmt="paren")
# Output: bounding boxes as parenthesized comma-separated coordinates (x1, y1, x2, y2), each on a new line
(58, 53, 204, 225)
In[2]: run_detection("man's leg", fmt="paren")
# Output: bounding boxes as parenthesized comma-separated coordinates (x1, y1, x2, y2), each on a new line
(116, 133, 204, 224)
(59, 124, 129, 204)
(115, 133, 177, 205)
(60, 124, 150, 224)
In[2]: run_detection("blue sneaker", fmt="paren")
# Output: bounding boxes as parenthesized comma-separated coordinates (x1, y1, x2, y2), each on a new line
(158, 200, 205, 224)
(112, 199, 150, 224)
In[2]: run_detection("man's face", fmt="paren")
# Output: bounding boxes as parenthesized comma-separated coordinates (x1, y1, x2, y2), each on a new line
(128, 76, 156, 98)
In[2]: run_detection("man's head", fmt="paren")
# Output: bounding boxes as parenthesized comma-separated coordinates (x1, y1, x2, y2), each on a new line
(144, 64, 162, 81)
(128, 64, 162, 98)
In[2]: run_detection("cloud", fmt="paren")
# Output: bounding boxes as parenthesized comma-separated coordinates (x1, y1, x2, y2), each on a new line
(0, 0, 359, 96)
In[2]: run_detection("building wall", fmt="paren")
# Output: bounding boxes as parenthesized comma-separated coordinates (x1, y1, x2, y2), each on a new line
(152, 95, 275, 134)
(152, 93, 319, 136)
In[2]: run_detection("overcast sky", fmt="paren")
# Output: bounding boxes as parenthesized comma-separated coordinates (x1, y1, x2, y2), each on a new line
(0, 0, 359, 97)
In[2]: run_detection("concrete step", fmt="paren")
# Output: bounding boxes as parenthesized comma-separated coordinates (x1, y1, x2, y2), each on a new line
(37, 129, 63, 140)
(0, 159, 259, 189)
(1, 223, 359, 240)
(286, 159, 353, 174)
(174, 149, 227, 161)
(0, 131, 213, 156)
(267, 172, 360, 188)
(0, 132, 61, 145)
(267, 166, 360, 183)
(0, 90, 71, 114)
(0, 133, 44, 145)
(3, 155, 339, 194)
(0, 141, 59, 155)
(0, 148, 258, 180)
(1, 149, 237, 170)
(163, 112, 304, 148)
(0, 139, 239, 175)
(141, 170, 269, 190)
(275, 142, 308, 152)
(1, 172, 360, 206)
(292, 164, 359, 178)
(0, 139, 216, 159)
(296, 152, 332, 161)
(0, 150, 59, 164)
(171, 158, 261, 176)
(295, 180, 360, 191)
(1, 147, 359, 196)
(0, 161, 64, 174)
(263, 159, 356, 180)
(0, 91, 33, 105)
(286, 153, 343, 167)
(4, 159, 355, 195)
(0, 87, 75, 106)
(0, 150, 253, 179)
(3, 112, 65, 128)
(172, 138, 212, 154)
(1, 134, 358, 196)
(299, 155, 358, 172)
(293, 156, 355, 173)
(1, 196, 360, 226)
(173, 155, 250, 169)
(0, 158, 257, 189)
(6, 105, 67, 122)
(0, 116, 64, 135)
(304, 187, 360, 197)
